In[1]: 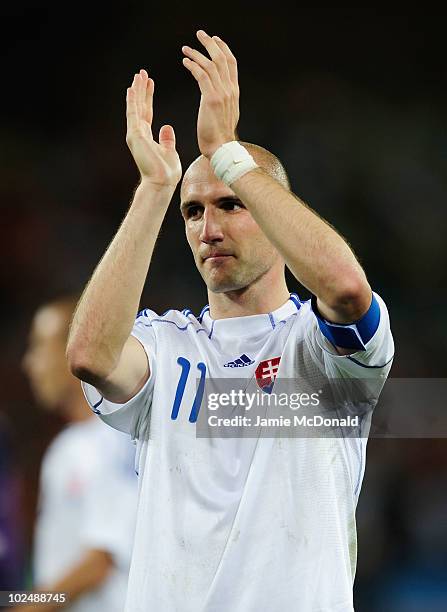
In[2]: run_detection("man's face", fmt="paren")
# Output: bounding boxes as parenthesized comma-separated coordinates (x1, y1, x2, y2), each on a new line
(181, 159, 281, 293)
(22, 305, 71, 411)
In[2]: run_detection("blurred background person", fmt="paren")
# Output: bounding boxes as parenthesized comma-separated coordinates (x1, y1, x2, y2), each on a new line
(19, 296, 138, 612)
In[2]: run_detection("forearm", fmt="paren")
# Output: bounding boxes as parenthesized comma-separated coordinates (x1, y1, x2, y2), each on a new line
(46, 549, 113, 608)
(14, 550, 113, 612)
(231, 168, 370, 321)
(67, 180, 174, 377)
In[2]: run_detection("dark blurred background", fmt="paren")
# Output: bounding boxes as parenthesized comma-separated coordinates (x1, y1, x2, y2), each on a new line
(1, 4, 446, 610)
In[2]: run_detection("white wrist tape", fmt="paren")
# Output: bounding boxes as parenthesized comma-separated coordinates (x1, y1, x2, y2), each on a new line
(210, 141, 259, 186)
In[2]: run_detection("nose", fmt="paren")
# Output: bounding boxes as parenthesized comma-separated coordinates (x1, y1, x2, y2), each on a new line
(199, 207, 224, 244)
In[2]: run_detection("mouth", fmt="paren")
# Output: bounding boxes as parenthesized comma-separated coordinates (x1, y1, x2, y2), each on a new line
(202, 253, 234, 263)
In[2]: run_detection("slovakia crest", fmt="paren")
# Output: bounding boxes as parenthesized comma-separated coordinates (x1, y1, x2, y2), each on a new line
(255, 356, 281, 394)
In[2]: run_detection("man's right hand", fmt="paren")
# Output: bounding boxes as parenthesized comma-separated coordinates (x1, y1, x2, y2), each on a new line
(68, 72, 181, 408)
(126, 69, 182, 188)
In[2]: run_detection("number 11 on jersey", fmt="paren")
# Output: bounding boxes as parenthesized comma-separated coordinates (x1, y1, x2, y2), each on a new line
(171, 357, 207, 423)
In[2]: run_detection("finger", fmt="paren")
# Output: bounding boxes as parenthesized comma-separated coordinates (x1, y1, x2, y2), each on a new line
(136, 69, 147, 119)
(126, 87, 138, 131)
(131, 73, 142, 120)
(144, 77, 154, 126)
(182, 57, 216, 96)
(182, 46, 224, 93)
(159, 124, 176, 151)
(195, 29, 231, 85)
(212, 36, 238, 87)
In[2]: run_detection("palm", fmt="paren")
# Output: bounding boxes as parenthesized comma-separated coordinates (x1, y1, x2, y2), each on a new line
(182, 31, 240, 158)
(126, 70, 182, 187)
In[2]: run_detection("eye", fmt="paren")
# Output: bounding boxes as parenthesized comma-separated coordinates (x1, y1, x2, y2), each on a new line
(220, 200, 244, 212)
(186, 205, 203, 219)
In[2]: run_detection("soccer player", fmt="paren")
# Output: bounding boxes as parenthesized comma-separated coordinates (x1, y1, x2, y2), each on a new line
(22, 297, 137, 612)
(67, 31, 394, 611)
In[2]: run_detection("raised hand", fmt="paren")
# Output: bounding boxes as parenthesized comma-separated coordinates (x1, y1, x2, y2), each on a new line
(126, 69, 182, 187)
(182, 31, 240, 159)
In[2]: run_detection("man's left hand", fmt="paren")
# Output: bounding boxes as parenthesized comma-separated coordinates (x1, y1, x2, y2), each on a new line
(182, 30, 240, 158)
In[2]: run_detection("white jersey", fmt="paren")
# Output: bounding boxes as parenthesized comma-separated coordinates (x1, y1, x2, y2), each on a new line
(83, 293, 394, 612)
(34, 416, 137, 612)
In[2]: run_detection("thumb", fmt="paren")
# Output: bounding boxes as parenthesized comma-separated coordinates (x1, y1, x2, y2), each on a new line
(159, 124, 176, 150)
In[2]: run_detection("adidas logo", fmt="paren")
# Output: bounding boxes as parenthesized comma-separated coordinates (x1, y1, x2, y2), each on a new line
(224, 354, 255, 368)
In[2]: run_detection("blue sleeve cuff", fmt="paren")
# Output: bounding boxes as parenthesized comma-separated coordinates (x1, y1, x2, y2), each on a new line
(311, 293, 381, 351)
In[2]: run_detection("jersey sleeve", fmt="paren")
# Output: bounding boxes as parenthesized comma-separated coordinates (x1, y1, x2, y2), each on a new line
(305, 292, 394, 380)
(81, 309, 158, 438)
(80, 429, 137, 569)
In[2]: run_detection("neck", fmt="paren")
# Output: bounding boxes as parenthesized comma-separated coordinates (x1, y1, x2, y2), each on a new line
(207, 266, 290, 319)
